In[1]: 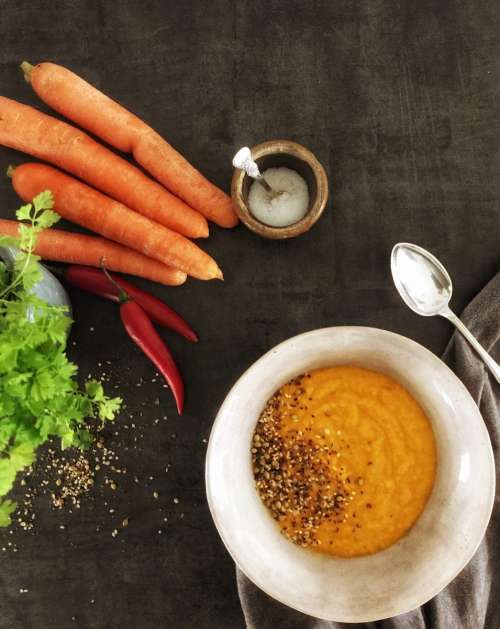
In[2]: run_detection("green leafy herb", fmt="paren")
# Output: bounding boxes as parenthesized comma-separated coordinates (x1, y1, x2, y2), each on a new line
(0, 191, 122, 525)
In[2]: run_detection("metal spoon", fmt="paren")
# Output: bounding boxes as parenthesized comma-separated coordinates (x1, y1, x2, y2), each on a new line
(391, 242, 500, 384)
(232, 147, 283, 199)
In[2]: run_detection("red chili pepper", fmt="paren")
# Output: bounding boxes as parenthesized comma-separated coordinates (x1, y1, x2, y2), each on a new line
(63, 265, 198, 342)
(120, 300, 184, 414)
(98, 266, 185, 414)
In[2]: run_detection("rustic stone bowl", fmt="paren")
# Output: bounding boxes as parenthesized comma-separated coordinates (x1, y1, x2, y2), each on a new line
(231, 140, 329, 239)
(205, 327, 495, 622)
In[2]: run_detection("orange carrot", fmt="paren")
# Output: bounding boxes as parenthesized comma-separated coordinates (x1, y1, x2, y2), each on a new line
(0, 95, 208, 239)
(10, 163, 223, 281)
(0, 219, 187, 286)
(21, 61, 238, 228)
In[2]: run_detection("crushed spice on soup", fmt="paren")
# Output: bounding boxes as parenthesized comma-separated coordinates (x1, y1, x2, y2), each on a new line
(252, 366, 437, 557)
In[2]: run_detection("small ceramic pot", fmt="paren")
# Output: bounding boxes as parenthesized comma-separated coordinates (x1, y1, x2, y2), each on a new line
(231, 140, 329, 239)
(0, 246, 72, 321)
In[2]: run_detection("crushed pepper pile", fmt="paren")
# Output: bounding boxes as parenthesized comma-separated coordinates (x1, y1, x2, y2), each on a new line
(252, 374, 363, 549)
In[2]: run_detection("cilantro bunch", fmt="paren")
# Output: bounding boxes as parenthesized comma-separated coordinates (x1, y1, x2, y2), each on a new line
(0, 191, 121, 526)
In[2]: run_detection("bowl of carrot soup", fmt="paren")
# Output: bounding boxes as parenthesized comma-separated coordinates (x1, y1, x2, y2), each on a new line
(205, 327, 495, 622)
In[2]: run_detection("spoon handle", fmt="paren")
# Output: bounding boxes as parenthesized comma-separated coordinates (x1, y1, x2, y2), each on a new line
(442, 309, 500, 384)
(256, 175, 275, 195)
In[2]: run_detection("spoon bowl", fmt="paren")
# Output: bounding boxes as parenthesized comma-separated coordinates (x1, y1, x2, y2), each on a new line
(391, 243, 452, 317)
(391, 242, 500, 384)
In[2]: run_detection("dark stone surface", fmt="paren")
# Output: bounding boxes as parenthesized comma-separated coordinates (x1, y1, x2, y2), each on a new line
(0, 1, 499, 627)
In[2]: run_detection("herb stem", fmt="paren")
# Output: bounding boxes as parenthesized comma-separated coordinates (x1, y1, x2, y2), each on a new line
(0, 212, 36, 299)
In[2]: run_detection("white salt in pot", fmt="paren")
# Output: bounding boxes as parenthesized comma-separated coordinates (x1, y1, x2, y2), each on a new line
(231, 140, 329, 239)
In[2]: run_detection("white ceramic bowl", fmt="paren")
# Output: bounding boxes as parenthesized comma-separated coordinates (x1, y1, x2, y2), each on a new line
(205, 327, 495, 622)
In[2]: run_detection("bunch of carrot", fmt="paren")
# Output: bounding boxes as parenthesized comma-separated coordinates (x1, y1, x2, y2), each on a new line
(0, 61, 239, 285)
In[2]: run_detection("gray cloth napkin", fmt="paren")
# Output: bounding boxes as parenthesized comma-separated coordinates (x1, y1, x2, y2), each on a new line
(237, 272, 500, 629)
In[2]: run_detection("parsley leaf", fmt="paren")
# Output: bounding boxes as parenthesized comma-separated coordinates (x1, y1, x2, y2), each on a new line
(16, 203, 35, 222)
(0, 500, 16, 527)
(35, 209, 59, 231)
(0, 191, 122, 526)
(0, 235, 18, 248)
(32, 190, 54, 214)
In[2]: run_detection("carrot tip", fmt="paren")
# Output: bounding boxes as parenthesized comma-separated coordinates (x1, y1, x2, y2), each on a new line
(192, 222, 209, 239)
(20, 61, 34, 83)
(171, 271, 187, 286)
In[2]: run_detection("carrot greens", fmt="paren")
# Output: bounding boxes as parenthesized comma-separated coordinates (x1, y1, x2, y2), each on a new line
(0, 191, 121, 526)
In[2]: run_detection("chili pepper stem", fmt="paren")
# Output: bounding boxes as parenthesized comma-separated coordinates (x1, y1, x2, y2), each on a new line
(65, 265, 198, 341)
(100, 260, 129, 304)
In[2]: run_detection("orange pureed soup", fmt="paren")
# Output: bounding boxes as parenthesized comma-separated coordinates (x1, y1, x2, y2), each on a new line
(252, 366, 437, 557)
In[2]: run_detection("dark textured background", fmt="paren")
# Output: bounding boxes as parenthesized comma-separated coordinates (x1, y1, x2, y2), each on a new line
(0, 1, 499, 627)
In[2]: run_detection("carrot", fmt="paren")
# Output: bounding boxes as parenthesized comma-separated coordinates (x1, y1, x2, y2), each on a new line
(10, 163, 223, 281)
(21, 61, 238, 229)
(0, 95, 208, 239)
(0, 219, 187, 286)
